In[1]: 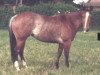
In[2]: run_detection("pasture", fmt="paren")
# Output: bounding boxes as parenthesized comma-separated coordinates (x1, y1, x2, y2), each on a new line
(0, 27, 100, 75)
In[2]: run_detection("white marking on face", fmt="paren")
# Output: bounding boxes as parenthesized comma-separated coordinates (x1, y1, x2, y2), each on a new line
(14, 61, 20, 71)
(22, 60, 28, 68)
(32, 20, 43, 36)
(84, 11, 90, 32)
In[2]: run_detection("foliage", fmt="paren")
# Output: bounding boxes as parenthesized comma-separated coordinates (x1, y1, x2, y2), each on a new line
(0, 3, 76, 28)
(16, 3, 76, 15)
(0, 0, 15, 4)
(91, 11, 100, 26)
(0, 0, 73, 5)
(0, 2, 100, 28)
(0, 7, 14, 28)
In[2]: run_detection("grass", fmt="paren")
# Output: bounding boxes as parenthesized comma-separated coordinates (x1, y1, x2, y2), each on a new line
(0, 27, 100, 75)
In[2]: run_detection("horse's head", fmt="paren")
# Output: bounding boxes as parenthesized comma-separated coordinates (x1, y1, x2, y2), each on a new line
(82, 11, 91, 33)
(81, 6, 92, 33)
(73, 0, 93, 33)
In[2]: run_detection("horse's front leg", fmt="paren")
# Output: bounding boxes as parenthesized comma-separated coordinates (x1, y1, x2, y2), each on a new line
(54, 44, 63, 69)
(14, 39, 27, 71)
(63, 40, 71, 67)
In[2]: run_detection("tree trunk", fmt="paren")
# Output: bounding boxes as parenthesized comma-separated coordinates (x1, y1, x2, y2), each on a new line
(13, 5, 16, 14)
(19, 0, 23, 6)
(16, 0, 18, 5)
(54, 0, 61, 4)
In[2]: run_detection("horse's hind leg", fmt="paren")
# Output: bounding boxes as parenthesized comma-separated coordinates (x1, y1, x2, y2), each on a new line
(13, 39, 23, 71)
(19, 40, 28, 69)
(14, 38, 27, 71)
(54, 44, 63, 69)
(12, 46, 19, 71)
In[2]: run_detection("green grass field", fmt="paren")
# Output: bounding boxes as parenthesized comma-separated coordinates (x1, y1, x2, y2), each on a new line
(0, 27, 100, 75)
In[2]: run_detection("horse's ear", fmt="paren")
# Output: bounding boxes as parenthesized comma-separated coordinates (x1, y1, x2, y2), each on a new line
(80, 5, 87, 11)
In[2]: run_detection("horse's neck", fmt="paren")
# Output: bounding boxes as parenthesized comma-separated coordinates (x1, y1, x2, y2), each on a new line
(69, 12, 83, 31)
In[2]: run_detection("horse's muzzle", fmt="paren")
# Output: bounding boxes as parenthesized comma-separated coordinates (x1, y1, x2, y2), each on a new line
(84, 29, 89, 33)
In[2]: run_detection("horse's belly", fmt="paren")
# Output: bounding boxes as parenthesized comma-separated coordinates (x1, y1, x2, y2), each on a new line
(31, 32, 64, 43)
(31, 24, 63, 43)
(32, 34, 57, 43)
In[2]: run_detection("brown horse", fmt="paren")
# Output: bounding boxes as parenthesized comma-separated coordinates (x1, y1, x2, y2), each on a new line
(9, 9, 91, 71)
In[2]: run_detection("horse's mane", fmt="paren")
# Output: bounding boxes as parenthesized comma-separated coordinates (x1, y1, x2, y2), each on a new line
(52, 9, 83, 19)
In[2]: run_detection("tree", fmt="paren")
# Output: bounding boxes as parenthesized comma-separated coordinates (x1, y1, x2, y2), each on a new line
(54, 0, 61, 4)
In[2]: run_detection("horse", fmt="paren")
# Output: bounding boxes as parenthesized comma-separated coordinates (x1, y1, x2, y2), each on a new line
(9, 9, 91, 71)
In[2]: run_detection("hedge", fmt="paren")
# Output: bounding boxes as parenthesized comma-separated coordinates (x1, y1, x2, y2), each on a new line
(0, 3, 100, 28)
(0, 7, 14, 28)
(16, 3, 77, 15)
(0, 0, 73, 5)
(0, 3, 77, 28)
(91, 11, 100, 26)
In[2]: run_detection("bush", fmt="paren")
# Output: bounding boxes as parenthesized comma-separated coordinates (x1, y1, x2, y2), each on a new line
(0, 7, 14, 28)
(0, 2, 100, 28)
(16, 3, 77, 15)
(0, 3, 77, 28)
(92, 11, 100, 26)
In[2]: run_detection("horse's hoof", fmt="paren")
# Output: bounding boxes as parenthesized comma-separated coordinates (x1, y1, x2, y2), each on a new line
(16, 68, 20, 72)
(65, 63, 69, 67)
(53, 62, 59, 69)
(52, 65, 59, 70)
(55, 66, 59, 69)
(24, 66, 28, 69)
(22, 60, 28, 69)
(53, 64, 59, 69)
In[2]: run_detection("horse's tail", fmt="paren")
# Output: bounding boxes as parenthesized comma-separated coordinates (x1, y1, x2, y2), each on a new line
(9, 15, 17, 62)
